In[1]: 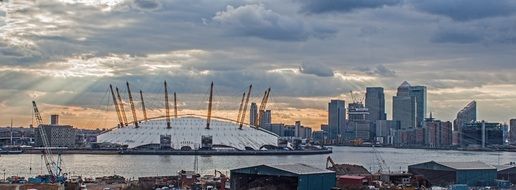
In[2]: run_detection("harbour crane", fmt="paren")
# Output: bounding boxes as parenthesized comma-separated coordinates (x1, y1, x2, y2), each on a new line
(32, 101, 66, 183)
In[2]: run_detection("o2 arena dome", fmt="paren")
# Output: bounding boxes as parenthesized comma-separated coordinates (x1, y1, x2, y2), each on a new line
(97, 115, 279, 150)
(97, 82, 278, 151)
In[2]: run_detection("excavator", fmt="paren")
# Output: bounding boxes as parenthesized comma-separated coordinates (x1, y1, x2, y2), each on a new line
(214, 170, 228, 190)
(326, 156, 370, 176)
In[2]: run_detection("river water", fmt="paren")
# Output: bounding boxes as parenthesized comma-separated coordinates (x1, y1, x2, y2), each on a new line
(0, 146, 511, 179)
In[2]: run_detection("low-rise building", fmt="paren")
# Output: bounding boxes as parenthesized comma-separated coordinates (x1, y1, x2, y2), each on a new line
(408, 161, 497, 187)
(230, 163, 336, 190)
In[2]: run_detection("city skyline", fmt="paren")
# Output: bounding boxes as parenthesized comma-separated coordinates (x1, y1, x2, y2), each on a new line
(2, 0, 516, 129)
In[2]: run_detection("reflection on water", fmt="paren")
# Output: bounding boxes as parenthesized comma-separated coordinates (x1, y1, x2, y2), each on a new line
(0, 146, 512, 178)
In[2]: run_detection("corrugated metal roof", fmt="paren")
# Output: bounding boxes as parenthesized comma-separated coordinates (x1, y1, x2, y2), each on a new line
(436, 161, 496, 170)
(268, 164, 335, 175)
(494, 164, 516, 171)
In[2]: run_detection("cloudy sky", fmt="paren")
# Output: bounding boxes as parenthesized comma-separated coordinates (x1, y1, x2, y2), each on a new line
(1, 0, 516, 129)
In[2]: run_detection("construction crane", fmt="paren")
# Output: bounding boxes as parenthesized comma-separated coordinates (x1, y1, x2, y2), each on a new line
(206, 82, 214, 130)
(126, 81, 138, 128)
(256, 88, 271, 128)
(164, 81, 171, 129)
(214, 170, 228, 190)
(239, 85, 252, 129)
(139, 90, 148, 121)
(32, 101, 65, 183)
(372, 145, 389, 174)
(116, 87, 128, 126)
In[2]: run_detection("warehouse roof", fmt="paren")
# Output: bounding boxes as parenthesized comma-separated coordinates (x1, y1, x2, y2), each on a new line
(268, 164, 335, 175)
(495, 164, 516, 171)
(231, 163, 335, 176)
(437, 161, 495, 170)
(409, 161, 496, 171)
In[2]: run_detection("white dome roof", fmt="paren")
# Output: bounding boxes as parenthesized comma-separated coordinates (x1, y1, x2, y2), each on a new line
(97, 115, 278, 150)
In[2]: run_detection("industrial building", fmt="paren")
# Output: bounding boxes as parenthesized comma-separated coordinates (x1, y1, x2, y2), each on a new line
(230, 163, 336, 190)
(408, 161, 497, 187)
(495, 164, 516, 185)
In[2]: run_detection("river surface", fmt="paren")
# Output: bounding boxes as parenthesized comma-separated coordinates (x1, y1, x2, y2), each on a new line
(0, 146, 512, 179)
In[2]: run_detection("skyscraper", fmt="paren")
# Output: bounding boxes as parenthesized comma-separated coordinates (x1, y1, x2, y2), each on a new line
(453, 101, 476, 131)
(260, 110, 272, 126)
(409, 86, 427, 128)
(510, 119, 516, 144)
(393, 81, 417, 130)
(347, 102, 371, 141)
(250, 102, 258, 126)
(328, 100, 346, 143)
(454, 101, 477, 145)
(365, 87, 386, 122)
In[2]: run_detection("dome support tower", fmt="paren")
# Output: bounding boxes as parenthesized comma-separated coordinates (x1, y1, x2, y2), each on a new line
(206, 82, 214, 130)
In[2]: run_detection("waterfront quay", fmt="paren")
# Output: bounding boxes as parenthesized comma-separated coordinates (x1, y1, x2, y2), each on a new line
(2, 147, 516, 189)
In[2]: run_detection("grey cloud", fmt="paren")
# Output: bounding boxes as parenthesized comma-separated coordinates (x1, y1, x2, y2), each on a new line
(431, 30, 482, 44)
(132, 0, 160, 10)
(298, 0, 402, 14)
(413, 0, 516, 21)
(354, 65, 396, 77)
(212, 4, 336, 41)
(2, 0, 516, 124)
(299, 63, 334, 77)
(430, 17, 516, 44)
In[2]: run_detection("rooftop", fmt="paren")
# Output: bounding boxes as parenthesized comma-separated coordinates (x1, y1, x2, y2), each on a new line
(437, 161, 495, 170)
(268, 164, 335, 175)
(399, 81, 411, 88)
(494, 164, 516, 171)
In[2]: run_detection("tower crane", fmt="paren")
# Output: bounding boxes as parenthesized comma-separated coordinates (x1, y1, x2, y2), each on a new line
(256, 88, 271, 128)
